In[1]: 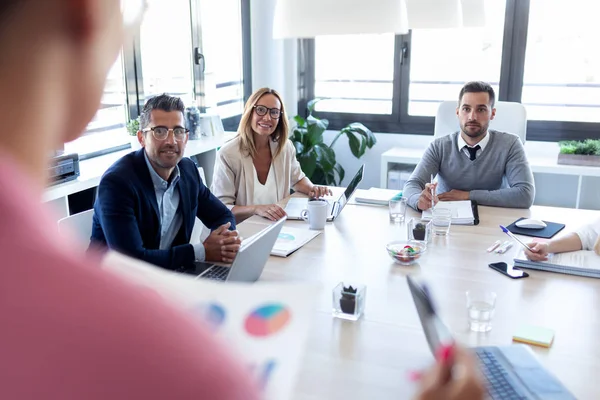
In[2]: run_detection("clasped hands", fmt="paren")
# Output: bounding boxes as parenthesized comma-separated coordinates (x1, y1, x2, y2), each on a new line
(417, 183, 469, 211)
(204, 222, 242, 263)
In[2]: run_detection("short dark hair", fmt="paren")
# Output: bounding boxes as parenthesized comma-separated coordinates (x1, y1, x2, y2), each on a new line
(139, 94, 185, 129)
(458, 81, 496, 107)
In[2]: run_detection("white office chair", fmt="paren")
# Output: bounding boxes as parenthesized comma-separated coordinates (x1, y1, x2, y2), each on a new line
(434, 100, 527, 144)
(57, 209, 94, 249)
(190, 166, 210, 244)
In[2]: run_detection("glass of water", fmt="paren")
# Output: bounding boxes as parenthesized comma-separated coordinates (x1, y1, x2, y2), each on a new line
(432, 208, 452, 235)
(466, 290, 497, 332)
(389, 197, 407, 223)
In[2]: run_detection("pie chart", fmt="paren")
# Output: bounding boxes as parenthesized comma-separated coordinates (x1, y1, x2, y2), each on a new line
(244, 304, 291, 337)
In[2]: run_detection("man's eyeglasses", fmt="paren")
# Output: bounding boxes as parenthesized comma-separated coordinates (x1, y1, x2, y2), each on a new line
(253, 105, 281, 119)
(142, 126, 189, 141)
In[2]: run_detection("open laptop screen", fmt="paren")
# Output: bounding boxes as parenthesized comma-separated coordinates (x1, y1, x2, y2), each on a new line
(334, 164, 364, 216)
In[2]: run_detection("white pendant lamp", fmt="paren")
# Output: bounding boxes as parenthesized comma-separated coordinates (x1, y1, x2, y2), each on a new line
(272, 0, 409, 39)
(405, 0, 486, 29)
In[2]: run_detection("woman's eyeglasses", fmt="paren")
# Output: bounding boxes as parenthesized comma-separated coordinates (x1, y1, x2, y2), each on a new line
(142, 126, 189, 141)
(253, 105, 281, 119)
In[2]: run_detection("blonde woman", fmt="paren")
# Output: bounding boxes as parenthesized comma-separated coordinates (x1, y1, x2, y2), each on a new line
(525, 219, 600, 260)
(212, 88, 331, 222)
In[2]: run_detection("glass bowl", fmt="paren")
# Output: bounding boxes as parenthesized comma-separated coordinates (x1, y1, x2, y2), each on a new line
(385, 240, 427, 265)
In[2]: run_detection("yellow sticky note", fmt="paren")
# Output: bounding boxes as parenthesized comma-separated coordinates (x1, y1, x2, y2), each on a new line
(512, 325, 555, 348)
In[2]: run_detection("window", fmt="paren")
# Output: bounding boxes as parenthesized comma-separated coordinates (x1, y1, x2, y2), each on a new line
(314, 34, 395, 115)
(64, 53, 129, 158)
(197, 0, 246, 126)
(300, 0, 600, 141)
(140, 0, 195, 104)
(522, 0, 600, 123)
(61, 0, 252, 159)
(408, 0, 506, 116)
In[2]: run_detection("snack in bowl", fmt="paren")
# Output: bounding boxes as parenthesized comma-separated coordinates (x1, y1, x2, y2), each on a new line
(385, 240, 427, 265)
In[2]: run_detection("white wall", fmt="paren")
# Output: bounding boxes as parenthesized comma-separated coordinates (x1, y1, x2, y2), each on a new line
(250, 0, 298, 116)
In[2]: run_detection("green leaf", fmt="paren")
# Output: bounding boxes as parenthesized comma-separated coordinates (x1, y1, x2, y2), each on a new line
(307, 99, 321, 115)
(334, 163, 345, 186)
(293, 115, 306, 128)
(298, 152, 317, 178)
(293, 141, 304, 156)
(306, 119, 327, 145)
(347, 132, 361, 158)
(313, 144, 336, 172)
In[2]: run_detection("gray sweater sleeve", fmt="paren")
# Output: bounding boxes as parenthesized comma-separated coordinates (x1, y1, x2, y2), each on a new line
(469, 138, 535, 208)
(403, 143, 441, 210)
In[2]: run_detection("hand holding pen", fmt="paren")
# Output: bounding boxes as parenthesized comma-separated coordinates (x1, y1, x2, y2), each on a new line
(418, 182, 439, 211)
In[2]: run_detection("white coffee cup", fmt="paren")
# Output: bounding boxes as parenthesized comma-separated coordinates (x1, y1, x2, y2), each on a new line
(300, 200, 328, 230)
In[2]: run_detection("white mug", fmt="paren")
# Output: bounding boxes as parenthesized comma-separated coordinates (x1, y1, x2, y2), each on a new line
(300, 200, 328, 230)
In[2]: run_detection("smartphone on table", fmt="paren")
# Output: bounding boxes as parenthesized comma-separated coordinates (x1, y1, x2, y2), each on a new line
(489, 262, 529, 279)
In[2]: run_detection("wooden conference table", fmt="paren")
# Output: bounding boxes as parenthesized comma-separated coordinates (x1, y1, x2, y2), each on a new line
(238, 201, 600, 399)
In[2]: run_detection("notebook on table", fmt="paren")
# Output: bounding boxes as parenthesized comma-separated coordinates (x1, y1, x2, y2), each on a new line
(354, 187, 402, 206)
(513, 248, 600, 278)
(506, 217, 566, 239)
(421, 200, 479, 225)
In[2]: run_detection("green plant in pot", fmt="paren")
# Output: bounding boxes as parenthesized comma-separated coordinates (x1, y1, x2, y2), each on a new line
(558, 139, 600, 155)
(339, 285, 358, 314)
(126, 118, 140, 137)
(291, 100, 377, 186)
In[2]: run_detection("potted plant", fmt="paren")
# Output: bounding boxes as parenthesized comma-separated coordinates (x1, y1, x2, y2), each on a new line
(558, 139, 600, 166)
(127, 117, 141, 150)
(290, 100, 377, 186)
(339, 285, 358, 314)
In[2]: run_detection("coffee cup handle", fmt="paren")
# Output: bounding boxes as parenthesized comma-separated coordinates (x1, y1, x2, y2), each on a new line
(300, 209, 309, 222)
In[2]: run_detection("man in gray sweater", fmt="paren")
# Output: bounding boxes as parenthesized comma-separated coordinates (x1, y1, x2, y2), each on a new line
(403, 81, 535, 211)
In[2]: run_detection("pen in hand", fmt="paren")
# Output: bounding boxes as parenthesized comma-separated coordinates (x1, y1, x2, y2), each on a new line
(430, 174, 435, 210)
(499, 225, 533, 252)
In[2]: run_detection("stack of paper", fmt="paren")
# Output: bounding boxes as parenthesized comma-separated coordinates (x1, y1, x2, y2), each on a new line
(513, 248, 600, 278)
(271, 226, 322, 257)
(354, 187, 402, 205)
(421, 200, 476, 225)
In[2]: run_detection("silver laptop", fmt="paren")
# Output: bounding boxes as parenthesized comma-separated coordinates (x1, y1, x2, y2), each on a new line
(406, 276, 575, 400)
(285, 164, 364, 221)
(190, 217, 285, 282)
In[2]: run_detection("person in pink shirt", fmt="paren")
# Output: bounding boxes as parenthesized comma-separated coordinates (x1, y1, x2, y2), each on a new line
(0, 0, 258, 398)
(0, 0, 483, 398)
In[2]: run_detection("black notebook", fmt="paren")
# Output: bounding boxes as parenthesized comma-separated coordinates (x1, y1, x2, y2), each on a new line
(506, 217, 565, 239)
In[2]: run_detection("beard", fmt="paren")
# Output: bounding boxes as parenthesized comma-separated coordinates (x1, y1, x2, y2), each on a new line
(461, 122, 488, 139)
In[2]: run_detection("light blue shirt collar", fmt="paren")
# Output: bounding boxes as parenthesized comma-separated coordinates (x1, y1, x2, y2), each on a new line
(143, 151, 180, 189)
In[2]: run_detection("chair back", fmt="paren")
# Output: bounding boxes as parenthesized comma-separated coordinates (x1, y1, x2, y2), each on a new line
(434, 100, 527, 144)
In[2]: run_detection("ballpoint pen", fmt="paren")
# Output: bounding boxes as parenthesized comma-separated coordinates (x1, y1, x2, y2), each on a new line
(430, 173, 435, 210)
(499, 225, 533, 252)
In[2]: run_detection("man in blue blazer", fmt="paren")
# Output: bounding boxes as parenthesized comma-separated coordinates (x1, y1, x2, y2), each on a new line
(90, 94, 240, 271)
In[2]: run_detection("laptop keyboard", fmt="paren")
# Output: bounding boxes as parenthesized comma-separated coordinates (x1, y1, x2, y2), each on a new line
(474, 348, 528, 400)
(202, 265, 229, 281)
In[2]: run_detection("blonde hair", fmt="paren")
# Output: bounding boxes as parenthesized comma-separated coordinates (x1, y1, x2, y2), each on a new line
(237, 87, 289, 159)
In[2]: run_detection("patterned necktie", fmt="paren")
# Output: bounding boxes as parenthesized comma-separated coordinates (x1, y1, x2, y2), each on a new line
(466, 145, 481, 161)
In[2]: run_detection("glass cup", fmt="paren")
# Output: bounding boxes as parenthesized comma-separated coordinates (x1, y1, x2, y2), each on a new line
(407, 218, 431, 242)
(389, 197, 408, 223)
(466, 290, 497, 332)
(332, 282, 366, 321)
(431, 208, 452, 236)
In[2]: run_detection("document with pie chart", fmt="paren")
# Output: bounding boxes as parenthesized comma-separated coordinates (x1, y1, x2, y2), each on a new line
(101, 251, 319, 400)
(270, 226, 322, 257)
